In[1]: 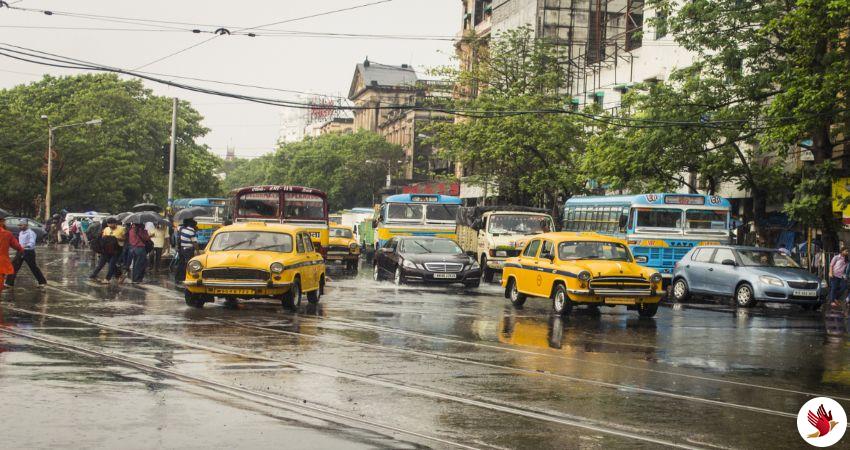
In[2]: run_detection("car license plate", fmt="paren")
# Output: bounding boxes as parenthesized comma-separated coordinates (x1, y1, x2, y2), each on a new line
(605, 297, 635, 304)
(793, 289, 817, 297)
(212, 288, 254, 295)
(433, 273, 456, 279)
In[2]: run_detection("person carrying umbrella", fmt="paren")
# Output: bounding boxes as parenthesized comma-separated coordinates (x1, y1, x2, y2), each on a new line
(89, 218, 125, 283)
(0, 215, 23, 295)
(174, 218, 199, 283)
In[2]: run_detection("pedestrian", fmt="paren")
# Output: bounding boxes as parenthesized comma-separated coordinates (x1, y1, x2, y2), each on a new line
(174, 218, 199, 283)
(148, 221, 166, 272)
(5, 219, 47, 288)
(79, 217, 91, 248)
(69, 218, 82, 249)
(89, 218, 125, 283)
(828, 247, 849, 308)
(0, 215, 24, 295)
(127, 223, 152, 283)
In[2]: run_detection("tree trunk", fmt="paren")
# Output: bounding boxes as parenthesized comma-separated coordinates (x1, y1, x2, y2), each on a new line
(812, 123, 838, 251)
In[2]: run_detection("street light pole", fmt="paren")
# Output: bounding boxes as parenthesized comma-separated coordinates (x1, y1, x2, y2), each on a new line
(40, 117, 103, 222)
(167, 97, 178, 205)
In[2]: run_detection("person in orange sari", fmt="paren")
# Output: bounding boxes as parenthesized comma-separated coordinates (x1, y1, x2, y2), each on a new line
(0, 215, 24, 295)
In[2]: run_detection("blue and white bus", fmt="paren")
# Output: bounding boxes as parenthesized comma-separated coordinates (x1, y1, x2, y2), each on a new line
(374, 194, 462, 249)
(563, 193, 732, 284)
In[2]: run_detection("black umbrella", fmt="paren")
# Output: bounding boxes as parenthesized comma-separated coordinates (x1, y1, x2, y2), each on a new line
(122, 211, 164, 225)
(109, 212, 133, 221)
(173, 206, 211, 223)
(132, 203, 162, 213)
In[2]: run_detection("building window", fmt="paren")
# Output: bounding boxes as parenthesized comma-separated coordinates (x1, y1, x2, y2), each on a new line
(587, 0, 606, 64)
(654, 9, 668, 39)
(625, 0, 644, 52)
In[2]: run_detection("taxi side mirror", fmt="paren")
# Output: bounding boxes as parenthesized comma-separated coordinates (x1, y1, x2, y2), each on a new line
(635, 256, 648, 263)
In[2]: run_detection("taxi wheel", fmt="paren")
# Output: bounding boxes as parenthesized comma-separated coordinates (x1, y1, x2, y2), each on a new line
(552, 284, 573, 317)
(637, 302, 659, 318)
(735, 282, 756, 308)
(508, 278, 526, 307)
(672, 278, 690, 302)
(184, 291, 206, 309)
(281, 280, 302, 310)
(307, 277, 323, 304)
(481, 256, 495, 283)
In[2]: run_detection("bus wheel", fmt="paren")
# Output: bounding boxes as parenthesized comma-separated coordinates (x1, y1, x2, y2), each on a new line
(481, 256, 495, 282)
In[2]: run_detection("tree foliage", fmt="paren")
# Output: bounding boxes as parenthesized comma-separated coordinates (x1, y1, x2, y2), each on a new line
(0, 74, 222, 216)
(222, 130, 404, 211)
(427, 26, 589, 209)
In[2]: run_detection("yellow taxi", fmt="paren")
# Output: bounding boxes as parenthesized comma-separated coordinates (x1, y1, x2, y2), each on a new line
(326, 223, 360, 271)
(183, 222, 325, 310)
(501, 232, 663, 317)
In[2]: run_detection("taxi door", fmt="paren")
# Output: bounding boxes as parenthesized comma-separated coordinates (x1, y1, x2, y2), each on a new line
(304, 233, 323, 290)
(535, 240, 557, 297)
(516, 239, 541, 294)
(295, 233, 315, 290)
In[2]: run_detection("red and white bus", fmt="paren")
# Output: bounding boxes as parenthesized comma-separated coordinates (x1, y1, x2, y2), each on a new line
(229, 185, 329, 253)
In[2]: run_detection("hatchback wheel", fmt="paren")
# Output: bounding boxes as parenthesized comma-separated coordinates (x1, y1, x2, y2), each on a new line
(552, 284, 573, 317)
(672, 278, 690, 302)
(735, 283, 756, 308)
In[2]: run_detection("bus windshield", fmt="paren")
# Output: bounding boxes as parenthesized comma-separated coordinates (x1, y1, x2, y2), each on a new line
(283, 193, 325, 221)
(425, 204, 459, 222)
(237, 193, 279, 218)
(489, 214, 551, 235)
(685, 209, 727, 231)
(635, 208, 682, 229)
(387, 204, 424, 222)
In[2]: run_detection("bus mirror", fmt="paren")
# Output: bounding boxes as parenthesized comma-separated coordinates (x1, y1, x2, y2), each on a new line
(635, 256, 648, 263)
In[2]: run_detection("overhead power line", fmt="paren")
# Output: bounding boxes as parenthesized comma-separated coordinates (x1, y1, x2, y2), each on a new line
(0, 42, 843, 131)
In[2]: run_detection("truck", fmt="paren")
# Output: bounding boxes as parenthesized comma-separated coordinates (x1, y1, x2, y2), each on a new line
(456, 206, 555, 282)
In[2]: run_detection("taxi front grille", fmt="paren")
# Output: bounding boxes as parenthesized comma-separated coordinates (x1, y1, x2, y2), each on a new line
(589, 277, 651, 291)
(202, 268, 269, 280)
(328, 245, 351, 253)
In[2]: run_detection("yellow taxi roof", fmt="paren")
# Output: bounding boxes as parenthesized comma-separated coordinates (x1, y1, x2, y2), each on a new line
(533, 231, 627, 244)
(215, 222, 304, 234)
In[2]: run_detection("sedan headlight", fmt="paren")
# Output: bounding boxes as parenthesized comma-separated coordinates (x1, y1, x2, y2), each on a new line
(471, 260, 480, 270)
(187, 260, 203, 274)
(759, 275, 784, 287)
(578, 270, 591, 282)
(649, 273, 662, 284)
(402, 259, 417, 269)
(270, 262, 285, 274)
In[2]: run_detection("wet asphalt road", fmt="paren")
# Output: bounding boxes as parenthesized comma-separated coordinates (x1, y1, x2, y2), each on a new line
(1, 247, 849, 449)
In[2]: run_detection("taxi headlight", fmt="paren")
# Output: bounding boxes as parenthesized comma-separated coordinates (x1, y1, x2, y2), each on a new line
(270, 262, 285, 274)
(650, 273, 662, 284)
(578, 270, 591, 282)
(759, 275, 783, 287)
(187, 260, 203, 274)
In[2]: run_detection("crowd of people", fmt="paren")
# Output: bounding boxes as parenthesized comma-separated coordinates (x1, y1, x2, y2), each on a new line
(0, 210, 200, 293)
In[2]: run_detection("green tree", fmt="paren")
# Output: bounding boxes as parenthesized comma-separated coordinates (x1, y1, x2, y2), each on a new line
(222, 130, 404, 211)
(0, 74, 222, 216)
(427, 26, 589, 211)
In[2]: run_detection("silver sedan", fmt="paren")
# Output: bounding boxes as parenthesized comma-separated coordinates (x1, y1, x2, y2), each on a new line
(671, 245, 825, 309)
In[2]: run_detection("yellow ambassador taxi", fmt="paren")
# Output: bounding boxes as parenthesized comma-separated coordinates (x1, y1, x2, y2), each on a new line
(501, 232, 664, 318)
(183, 222, 325, 310)
(326, 223, 360, 271)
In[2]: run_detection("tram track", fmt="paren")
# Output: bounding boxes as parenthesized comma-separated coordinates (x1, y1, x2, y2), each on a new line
(0, 302, 706, 449)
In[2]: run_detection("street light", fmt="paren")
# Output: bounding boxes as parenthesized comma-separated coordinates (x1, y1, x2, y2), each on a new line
(41, 116, 103, 221)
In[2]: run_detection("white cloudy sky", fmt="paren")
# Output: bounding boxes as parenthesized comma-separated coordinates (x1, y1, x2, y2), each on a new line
(0, 0, 460, 158)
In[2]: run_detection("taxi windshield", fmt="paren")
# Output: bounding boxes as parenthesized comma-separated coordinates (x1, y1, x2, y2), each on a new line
(208, 231, 293, 252)
(330, 228, 353, 238)
(558, 241, 632, 261)
(488, 214, 551, 235)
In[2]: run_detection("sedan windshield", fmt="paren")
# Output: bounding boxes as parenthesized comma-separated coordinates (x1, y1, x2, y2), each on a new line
(208, 231, 293, 252)
(330, 228, 353, 238)
(488, 214, 551, 235)
(401, 238, 463, 255)
(558, 241, 632, 261)
(738, 250, 799, 268)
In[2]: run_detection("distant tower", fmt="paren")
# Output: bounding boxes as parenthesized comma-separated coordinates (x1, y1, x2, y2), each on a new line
(225, 146, 236, 161)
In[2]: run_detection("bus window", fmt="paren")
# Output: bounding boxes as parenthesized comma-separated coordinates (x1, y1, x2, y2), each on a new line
(685, 210, 727, 230)
(636, 208, 682, 228)
(426, 204, 459, 222)
(238, 193, 279, 218)
(387, 204, 423, 221)
(283, 193, 325, 220)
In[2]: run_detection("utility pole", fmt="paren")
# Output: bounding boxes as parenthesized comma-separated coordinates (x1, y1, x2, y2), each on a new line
(167, 97, 177, 206)
(44, 127, 53, 222)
